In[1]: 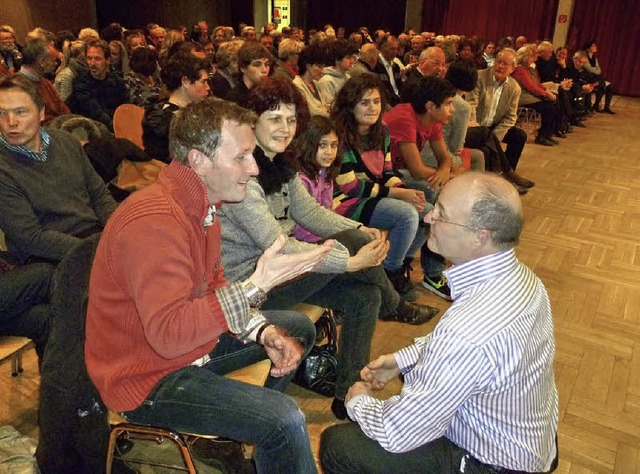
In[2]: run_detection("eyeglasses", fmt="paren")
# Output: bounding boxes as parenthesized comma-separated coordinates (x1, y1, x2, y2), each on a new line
(429, 208, 483, 231)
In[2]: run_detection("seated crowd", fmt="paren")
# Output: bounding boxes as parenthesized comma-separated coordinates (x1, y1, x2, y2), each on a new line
(3, 17, 616, 472)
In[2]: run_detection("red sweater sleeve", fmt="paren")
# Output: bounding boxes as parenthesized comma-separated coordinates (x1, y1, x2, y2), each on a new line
(513, 67, 547, 98)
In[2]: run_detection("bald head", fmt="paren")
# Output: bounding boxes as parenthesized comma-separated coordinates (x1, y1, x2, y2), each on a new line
(360, 43, 379, 67)
(463, 172, 523, 250)
(418, 46, 447, 78)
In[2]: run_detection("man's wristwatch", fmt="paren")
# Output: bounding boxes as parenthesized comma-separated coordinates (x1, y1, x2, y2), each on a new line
(241, 279, 268, 308)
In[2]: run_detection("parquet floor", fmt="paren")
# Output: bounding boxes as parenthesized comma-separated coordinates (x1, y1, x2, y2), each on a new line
(1, 96, 639, 472)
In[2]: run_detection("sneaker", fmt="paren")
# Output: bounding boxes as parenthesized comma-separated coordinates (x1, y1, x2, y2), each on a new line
(385, 267, 419, 302)
(422, 275, 452, 301)
(380, 298, 439, 325)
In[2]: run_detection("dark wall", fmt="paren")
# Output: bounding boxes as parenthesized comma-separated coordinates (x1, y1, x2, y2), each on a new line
(306, 0, 407, 35)
(0, 0, 97, 40)
(96, 0, 231, 31)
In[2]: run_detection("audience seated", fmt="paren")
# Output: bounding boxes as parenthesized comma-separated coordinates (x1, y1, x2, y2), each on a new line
(317, 39, 358, 107)
(536, 41, 584, 129)
(208, 39, 242, 99)
(124, 47, 161, 107)
(332, 74, 428, 300)
(420, 60, 484, 173)
(54, 39, 86, 102)
(142, 52, 210, 164)
(466, 48, 528, 172)
(272, 38, 303, 82)
(384, 75, 458, 299)
(350, 43, 379, 77)
(67, 39, 128, 131)
(218, 77, 437, 420)
(372, 35, 403, 106)
(292, 42, 331, 116)
(226, 42, 273, 104)
(17, 37, 70, 125)
(0, 25, 22, 76)
(582, 40, 615, 114)
(512, 44, 567, 146)
(0, 259, 52, 364)
(86, 98, 323, 474)
(0, 75, 117, 265)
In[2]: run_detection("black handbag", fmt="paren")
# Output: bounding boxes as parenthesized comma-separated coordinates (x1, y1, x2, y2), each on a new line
(293, 309, 338, 397)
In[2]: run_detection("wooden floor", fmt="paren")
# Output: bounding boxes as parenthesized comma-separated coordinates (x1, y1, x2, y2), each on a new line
(1, 96, 639, 472)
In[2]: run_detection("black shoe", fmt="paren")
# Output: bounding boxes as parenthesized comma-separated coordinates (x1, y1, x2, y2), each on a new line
(594, 105, 603, 113)
(534, 136, 555, 146)
(513, 183, 528, 195)
(554, 131, 567, 139)
(385, 267, 418, 302)
(603, 107, 615, 114)
(331, 398, 351, 420)
(564, 125, 574, 133)
(571, 120, 586, 128)
(380, 298, 439, 325)
(548, 136, 560, 145)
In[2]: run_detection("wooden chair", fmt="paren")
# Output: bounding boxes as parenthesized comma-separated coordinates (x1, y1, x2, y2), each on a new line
(112, 104, 145, 149)
(105, 359, 272, 473)
(0, 336, 33, 376)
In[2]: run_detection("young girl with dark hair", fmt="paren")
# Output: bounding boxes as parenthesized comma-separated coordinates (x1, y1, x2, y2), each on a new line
(293, 116, 341, 242)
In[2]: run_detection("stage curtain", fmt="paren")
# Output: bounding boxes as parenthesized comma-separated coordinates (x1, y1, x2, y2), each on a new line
(567, 0, 640, 97)
(421, 0, 558, 42)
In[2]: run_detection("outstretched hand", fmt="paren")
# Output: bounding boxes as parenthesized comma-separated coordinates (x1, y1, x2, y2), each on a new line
(261, 326, 304, 377)
(251, 235, 333, 292)
(360, 353, 401, 390)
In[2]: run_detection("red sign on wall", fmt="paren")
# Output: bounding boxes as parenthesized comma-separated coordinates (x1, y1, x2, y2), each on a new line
(558, 14, 567, 23)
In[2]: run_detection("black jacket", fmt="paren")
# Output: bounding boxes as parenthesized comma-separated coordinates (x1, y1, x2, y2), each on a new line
(67, 70, 128, 131)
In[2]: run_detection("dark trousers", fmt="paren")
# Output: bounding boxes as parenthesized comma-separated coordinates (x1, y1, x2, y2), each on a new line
(523, 101, 561, 138)
(0, 262, 53, 361)
(320, 423, 558, 474)
(502, 127, 528, 170)
(263, 229, 397, 399)
(465, 126, 526, 172)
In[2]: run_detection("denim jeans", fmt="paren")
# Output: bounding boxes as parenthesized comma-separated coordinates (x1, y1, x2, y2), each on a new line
(396, 170, 446, 279)
(0, 262, 53, 360)
(263, 229, 399, 399)
(123, 310, 317, 474)
(320, 423, 496, 473)
(368, 197, 425, 272)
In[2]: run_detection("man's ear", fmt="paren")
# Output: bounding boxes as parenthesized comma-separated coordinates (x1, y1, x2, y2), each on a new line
(425, 100, 435, 113)
(474, 228, 490, 248)
(187, 149, 207, 175)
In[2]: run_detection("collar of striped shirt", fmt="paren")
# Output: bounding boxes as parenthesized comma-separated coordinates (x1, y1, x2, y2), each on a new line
(444, 248, 518, 300)
(0, 127, 51, 162)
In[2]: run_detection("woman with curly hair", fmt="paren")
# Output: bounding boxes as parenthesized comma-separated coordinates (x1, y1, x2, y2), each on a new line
(332, 73, 427, 300)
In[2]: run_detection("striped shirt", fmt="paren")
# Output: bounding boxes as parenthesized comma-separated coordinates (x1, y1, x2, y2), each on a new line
(348, 249, 558, 471)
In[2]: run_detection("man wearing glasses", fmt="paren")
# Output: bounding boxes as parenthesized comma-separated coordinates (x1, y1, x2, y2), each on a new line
(320, 172, 558, 474)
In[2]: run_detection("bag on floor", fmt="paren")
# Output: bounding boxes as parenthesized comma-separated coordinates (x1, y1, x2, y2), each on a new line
(293, 309, 338, 397)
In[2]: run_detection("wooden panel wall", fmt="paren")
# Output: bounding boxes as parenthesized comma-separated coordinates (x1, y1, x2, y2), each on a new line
(95, 0, 231, 31)
(0, 0, 97, 41)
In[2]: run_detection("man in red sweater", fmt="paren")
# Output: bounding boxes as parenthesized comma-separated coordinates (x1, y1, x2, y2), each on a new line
(85, 98, 330, 473)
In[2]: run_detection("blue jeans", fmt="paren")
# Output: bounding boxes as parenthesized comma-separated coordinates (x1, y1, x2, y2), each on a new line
(368, 197, 425, 272)
(397, 171, 446, 278)
(122, 310, 317, 474)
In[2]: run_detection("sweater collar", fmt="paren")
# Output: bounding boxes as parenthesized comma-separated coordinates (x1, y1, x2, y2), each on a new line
(159, 160, 212, 224)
